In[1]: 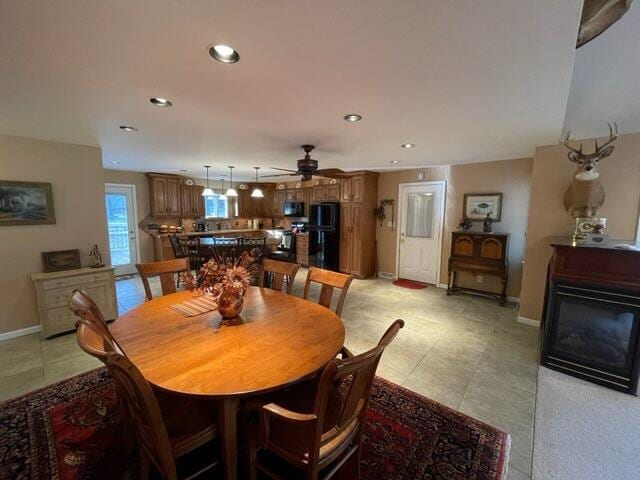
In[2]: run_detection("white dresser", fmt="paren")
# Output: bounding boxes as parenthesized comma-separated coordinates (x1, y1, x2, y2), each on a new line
(30, 266, 117, 338)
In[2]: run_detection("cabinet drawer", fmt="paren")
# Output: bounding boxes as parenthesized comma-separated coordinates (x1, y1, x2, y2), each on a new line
(45, 307, 80, 337)
(42, 272, 112, 291)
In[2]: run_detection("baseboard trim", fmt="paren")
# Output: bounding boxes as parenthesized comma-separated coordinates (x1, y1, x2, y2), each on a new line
(517, 315, 541, 327)
(437, 283, 448, 289)
(377, 271, 395, 280)
(0, 325, 42, 342)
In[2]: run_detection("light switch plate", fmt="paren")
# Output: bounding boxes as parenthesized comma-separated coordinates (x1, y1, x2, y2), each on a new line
(387, 221, 394, 228)
(417, 172, 425, 180)
(476, 275, 484, 283)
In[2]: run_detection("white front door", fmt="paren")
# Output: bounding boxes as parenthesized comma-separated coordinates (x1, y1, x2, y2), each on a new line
(105, 185, 139, 276)
(397, 182, 445, 284)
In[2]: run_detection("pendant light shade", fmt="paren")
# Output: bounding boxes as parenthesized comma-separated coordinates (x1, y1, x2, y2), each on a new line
(225, 166, 238, 197)
(201, 165, 214, 196)
(251, 167, 264, 198)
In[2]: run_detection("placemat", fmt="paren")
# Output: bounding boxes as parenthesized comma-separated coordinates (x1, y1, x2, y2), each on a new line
(170, 295, 218, 317)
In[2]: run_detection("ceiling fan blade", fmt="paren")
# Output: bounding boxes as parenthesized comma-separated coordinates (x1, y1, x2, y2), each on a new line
(261, 173, 299, 178)
(268, 167, 298, 173)
(316, 168, 350, 178)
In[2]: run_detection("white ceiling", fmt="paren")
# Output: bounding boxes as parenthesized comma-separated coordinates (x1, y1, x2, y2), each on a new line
(564, 2, 640, 140)
(0, 0, 583, 180)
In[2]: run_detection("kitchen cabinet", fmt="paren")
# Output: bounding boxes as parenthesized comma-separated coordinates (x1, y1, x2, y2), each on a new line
(341, 177, 363, 203)
(273, 190, 286, 216)
(296, 233, 309, 267)
(285, 189, 304, 202)
(312, 183, 341, 203)
(181, 184, 204, 217)
(237, 184, 273, 218)
(148, 173, 181, 217)
(338, 172, 378, 278)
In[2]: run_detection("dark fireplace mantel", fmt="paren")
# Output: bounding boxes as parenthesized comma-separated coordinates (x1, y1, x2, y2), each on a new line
(541, 240, 640, 395)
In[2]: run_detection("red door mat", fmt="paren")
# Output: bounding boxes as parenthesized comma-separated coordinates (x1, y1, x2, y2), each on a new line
(393, 279, 428, 289)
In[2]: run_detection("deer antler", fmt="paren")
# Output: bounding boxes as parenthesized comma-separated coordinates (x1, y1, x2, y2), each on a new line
(562, 130, 583, 156)
(594, 122, 618, 153)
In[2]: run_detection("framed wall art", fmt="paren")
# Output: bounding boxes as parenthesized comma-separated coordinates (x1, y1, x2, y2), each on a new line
(463, 193, 502, 221)
(0, 180, 56, 226)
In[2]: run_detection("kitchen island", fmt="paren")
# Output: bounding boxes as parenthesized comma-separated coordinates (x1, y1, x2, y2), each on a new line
(152, 229, 279, 261)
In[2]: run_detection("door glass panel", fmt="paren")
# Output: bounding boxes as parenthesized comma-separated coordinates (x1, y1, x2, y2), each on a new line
(406, 193, 434, 238)
(105, 193, 131, 266)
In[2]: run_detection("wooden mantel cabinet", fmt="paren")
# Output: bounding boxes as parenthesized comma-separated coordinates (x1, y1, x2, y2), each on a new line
(148, 173, 181, 217)
(339, 172, 378, 278)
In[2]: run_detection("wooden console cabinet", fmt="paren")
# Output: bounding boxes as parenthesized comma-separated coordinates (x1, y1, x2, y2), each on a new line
(31, 266, 117, 338)
(447, 231, 509, 304)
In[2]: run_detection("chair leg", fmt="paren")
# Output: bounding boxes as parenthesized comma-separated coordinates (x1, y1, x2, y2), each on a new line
(335, 447, 360, 480)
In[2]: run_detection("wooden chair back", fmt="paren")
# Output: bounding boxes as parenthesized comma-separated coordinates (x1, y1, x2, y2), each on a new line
(176, 237, 202, 271)
(258, 320, 404, 479)
(68, 289, 118, 349)
(303, 267, 353, 316)
(75, 320, 178, 480)
(136, 258, 189, 300)
(168, 235, 185, 259)
(259, 259, 300, 294)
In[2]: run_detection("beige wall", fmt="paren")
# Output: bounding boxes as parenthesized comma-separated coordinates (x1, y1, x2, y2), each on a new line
(377, 157, 533, 298)
(0, 135, 109, 334)
(519, 132, 640, 321)
(103, 169, 154, 263)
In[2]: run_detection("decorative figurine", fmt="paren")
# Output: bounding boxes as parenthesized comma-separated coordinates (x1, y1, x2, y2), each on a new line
(483, 213, 493, 233)
(89, 244, 104, 268)
(457, 214, 472, 231)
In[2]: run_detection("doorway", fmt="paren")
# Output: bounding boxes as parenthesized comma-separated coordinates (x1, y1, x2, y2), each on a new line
(396, 181, 446, 285)
(105, 184, 140, 276)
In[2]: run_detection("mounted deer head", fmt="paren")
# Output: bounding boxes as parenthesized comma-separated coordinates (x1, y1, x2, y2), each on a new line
(562, 123, 618, 180)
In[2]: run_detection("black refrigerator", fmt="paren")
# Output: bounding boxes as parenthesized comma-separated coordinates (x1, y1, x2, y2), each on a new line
(308, 203, 340, 271)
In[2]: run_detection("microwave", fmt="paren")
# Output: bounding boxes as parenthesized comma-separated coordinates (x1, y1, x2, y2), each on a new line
(283, 202, 304, 217)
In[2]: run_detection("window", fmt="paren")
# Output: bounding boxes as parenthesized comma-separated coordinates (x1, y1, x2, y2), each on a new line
(204, 194, 229, 219)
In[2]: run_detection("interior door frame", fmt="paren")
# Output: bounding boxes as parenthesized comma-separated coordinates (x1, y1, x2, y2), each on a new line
(105, 183, 141, 275)
(395, 180, 447, 284)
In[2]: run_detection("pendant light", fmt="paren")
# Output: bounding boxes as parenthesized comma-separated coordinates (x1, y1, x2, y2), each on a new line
(219, 176, 227, 199)
(225, 166, 238, 197)
(201, 165, 214, 196)
(251, 167, 264, 198)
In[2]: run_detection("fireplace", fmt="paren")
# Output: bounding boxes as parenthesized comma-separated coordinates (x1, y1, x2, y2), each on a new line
(541, 241, 640, 395)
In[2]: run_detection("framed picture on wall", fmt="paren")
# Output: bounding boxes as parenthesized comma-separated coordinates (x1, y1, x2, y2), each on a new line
(41, 249, 81, 272)
(0, 180, 56, 226)
(463, 193, 502, 221)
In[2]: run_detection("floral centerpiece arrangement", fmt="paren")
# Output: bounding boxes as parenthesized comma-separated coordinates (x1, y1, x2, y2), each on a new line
(183, 249, 261, 319)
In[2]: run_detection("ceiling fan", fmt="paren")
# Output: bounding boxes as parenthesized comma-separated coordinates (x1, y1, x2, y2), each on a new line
(262, 145, 348, 181)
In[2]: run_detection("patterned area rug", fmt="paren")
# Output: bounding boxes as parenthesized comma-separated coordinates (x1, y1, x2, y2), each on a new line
(0, 369, 509, 480)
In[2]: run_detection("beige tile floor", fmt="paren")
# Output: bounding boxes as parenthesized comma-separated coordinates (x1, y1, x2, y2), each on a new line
(0, 272, 538, 479)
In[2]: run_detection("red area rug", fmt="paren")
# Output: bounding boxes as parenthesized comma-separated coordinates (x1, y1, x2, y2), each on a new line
(0, 368, 509, 479)
(393, 278, 428, 289)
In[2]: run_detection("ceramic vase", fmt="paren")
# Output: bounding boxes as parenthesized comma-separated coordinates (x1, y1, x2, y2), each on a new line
(217, 287, 245, 319)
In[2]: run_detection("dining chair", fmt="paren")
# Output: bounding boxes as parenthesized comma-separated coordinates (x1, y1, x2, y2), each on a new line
(75, 319, 219, 480)
(259, 259, 300, 294)
(136, 258, 189, 301)
(303, 267, 353, 317)
(176, 236, 205, 272)
(249, 319, 405, 480)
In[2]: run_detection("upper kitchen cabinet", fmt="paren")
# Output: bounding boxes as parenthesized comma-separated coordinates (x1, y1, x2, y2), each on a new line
(285, 189, 304, 202)
(148, 173, 181, 217)
(312, 183, 341, 202)
(181, 183, 204, 217)
(341, 176, 364, 203)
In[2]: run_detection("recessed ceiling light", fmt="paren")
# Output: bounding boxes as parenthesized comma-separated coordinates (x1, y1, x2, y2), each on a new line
(209, 43, 240, 64)
(149, 97, 173, 107)
(343, 114, 362, 122)
(119, 125, 138, 132)
(401, 143, 415, 149)
(390, 160, 399, 164)
(111, 161, 120, 165)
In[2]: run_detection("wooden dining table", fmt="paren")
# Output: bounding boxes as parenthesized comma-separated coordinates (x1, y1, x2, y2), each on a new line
(110, 287, 345, 480)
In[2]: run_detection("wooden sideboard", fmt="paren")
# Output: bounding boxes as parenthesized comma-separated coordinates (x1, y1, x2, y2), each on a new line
(31, 266, 117, 338)
(447, 231, 509, 304)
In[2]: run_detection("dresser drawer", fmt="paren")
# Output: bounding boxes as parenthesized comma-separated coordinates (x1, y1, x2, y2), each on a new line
(44, 307, 79, 337)
(42, 271, 113, 291)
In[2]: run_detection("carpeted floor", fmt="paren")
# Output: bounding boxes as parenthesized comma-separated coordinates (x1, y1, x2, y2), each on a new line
(0, 368, 510, 480)
(533, 367, 640, 480)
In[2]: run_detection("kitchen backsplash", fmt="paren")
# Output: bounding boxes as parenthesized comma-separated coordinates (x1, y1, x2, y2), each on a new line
(139, 214, 303, 236)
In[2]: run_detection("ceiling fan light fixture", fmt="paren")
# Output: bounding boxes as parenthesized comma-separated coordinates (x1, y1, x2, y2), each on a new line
(209, 43, 240, 64)
(343, 113, 362, 122)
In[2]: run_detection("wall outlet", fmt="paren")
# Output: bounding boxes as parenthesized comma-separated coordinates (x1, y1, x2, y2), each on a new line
(417, 172, 425, 180)
(476, 275, 484, 283)
(387, 221, 394, 228)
